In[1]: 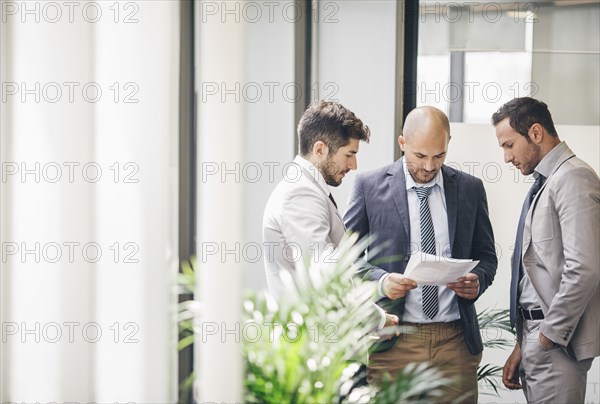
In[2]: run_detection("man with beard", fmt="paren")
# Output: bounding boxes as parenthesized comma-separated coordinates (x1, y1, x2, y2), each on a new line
(344, 106, 497, 403)
(493, 97, 599, 403)
(262, 100, 373, 298)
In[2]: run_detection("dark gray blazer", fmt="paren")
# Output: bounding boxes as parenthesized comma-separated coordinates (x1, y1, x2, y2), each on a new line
(344, 159, 497, 354)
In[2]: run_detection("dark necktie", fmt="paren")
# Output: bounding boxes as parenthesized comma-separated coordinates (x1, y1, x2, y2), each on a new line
(414, 186, 438, 319)
(328, 193, 337, 209)
(510, 174, 546, 326)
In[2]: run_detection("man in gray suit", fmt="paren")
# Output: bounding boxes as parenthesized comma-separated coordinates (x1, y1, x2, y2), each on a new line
(262, 101, 371, 297)
(262, 101, 364, 289)
(493, 97, 600, 403)
(344, 106, 497, 403)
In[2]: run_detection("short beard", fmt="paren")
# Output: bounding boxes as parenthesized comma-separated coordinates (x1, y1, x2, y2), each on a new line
(521, 141, 543, 175)
(320, 158, 342, 187)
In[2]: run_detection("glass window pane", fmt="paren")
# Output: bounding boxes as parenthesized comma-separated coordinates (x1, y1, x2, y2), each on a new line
(463, 51, 531, 123)
(417, 1, 600, 125)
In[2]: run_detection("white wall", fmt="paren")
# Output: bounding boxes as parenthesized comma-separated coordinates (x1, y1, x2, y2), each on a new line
(242, 0, 399, 291)
(242, 2, 295, 291)
(317, 0, 398, 214)
(533, 3, 600, 126)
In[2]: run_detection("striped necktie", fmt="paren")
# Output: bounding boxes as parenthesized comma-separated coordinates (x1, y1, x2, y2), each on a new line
(414, 186, 438, 319)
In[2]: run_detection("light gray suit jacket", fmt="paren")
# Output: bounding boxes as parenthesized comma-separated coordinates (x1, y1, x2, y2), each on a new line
(262, 156, 345, 298)
(521, 142, 600, 361)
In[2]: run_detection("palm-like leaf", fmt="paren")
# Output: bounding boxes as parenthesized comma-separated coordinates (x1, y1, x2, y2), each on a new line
(243, 234, 448, 403)
(367, 362, 453, 404)
(178, 236, 453, 402)
(477, 364, 504, 396)
(475, 307, 516, 396)
(478, 307, 511, 329)
(178, 257, 197, 294)
(177, 257, 198, 403)
(243, 234, 382, 403)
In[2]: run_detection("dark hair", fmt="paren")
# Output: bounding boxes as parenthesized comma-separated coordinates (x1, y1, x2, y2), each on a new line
(491, 97, 558, 138)
(298, 101, 370, 156)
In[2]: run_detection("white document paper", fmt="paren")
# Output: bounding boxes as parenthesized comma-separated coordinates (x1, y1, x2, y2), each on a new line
(403, 252, 479, 286)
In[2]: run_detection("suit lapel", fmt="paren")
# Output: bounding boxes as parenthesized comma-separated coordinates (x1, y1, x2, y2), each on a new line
(523, 147, 576, 256)
(442, 166, 458, 250)
(388, 159, 411, 240)
(298, 163, 346, 231)
(333, 208, 346, 231)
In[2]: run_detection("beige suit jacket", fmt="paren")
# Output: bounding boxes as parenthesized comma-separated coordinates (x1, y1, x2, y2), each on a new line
(262, 156, 345, 298)
(522, 142, 600, 360)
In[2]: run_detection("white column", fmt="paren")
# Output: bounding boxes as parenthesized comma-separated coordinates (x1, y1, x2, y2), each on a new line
(0, 2, 179, 401)
(0, 6, 96, 401)
(92, 2, 179, 402)
(195, 0, 245, 401)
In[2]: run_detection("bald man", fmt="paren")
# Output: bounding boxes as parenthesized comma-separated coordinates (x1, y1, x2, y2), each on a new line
(344, 106, 497, 402)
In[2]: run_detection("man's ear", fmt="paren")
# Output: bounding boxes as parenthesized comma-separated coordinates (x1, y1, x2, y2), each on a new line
(398, 136, 406, 152)
(528, 123, 544, 144)
(312, 140, 328, 158)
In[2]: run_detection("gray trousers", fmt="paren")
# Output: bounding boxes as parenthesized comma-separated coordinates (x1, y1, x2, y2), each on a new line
(520, 319, 593, 403)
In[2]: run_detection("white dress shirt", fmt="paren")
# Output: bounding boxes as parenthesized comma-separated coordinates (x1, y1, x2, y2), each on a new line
(399, 160, 460, 323)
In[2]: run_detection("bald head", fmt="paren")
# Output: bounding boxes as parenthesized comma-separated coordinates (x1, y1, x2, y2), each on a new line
(399, 106, 450, 184)
(402, 106, 451, 142)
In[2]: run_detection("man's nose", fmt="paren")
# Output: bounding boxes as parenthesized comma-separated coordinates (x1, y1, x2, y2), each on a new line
(349, 156, 357, 170)
(423, 159, 435, 171)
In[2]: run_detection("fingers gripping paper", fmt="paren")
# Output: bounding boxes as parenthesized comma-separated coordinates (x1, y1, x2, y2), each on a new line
(403, 252, 479, 286)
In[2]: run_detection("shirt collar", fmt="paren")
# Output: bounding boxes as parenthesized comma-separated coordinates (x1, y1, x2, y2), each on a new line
(293, 155, 331, 196)
(534, 141, 567, 179)
(402, 157, 444, 191)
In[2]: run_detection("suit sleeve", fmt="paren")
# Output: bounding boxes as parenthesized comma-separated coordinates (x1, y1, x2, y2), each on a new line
(540, 166, 600, 346)
(468, 180, 498, 301)
(344, 174, 389, 282)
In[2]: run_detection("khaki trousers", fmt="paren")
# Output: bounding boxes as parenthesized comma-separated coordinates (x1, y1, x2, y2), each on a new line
(367, 321, 482, 403)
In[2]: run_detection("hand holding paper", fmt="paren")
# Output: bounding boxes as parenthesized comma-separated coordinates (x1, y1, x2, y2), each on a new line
(403, 252, 479, 286)
(383, 273, 417, 299)
(447, 273, 480, 299)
